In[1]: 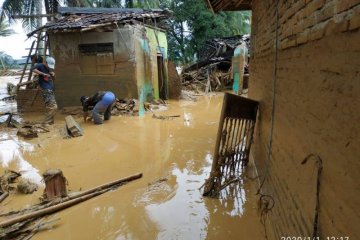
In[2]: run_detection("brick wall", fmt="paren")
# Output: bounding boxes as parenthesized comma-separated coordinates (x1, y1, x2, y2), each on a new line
(250, 0, 360, 239)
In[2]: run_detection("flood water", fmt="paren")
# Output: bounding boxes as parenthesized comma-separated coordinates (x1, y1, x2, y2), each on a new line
(0, 76, 265, 239)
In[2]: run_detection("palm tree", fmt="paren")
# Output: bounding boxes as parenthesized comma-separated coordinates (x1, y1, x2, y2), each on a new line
(0, 16, 14, 37)
(0, 0, 95, 32)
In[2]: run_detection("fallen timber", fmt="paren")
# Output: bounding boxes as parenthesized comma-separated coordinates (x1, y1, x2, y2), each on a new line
(0, 172, 143, 229)
(0, 192, 9, 203)
(182, 35, 250, 92)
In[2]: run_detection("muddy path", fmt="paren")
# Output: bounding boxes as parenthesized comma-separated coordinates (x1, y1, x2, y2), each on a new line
(0, 76, 264, 239)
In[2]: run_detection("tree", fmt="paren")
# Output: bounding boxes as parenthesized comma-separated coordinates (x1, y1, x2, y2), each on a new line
(1, 0, 250, 65)
(160, 0, 251, 65)
(0, 51, 16, 70)
(0, 0, 95, 32)
(0, 16, 14, 37)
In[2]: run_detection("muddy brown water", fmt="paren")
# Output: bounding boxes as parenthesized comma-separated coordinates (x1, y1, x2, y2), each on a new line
(0, 76, 265, 239)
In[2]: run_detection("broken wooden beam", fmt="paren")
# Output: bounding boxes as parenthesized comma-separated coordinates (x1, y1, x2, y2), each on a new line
(0, 191, 103, 228)
(0, 192, 9, 203)
(16, 79, 38, 87)
(71, 172, 143, 199)
(42, 169, 67, 201)
(0, 172, 143, 228)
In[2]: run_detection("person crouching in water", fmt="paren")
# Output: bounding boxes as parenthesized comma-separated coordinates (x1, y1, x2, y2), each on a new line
(80, 91, 116, 124)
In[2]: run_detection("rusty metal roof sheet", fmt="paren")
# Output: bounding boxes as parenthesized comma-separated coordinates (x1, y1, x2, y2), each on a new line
(28, 7, 171, 36)
(58, 7, 166, 15)
(205, 0, 252, 12)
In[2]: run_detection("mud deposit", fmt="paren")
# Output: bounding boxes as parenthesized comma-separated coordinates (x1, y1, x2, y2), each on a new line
(0, 76, 264, 239)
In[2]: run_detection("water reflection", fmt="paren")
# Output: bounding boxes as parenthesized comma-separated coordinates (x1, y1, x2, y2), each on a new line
(133, 149, 250, 240)
(145, 163, 210, 240)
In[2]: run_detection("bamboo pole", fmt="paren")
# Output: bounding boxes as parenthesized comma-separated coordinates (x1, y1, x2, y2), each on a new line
(0, 191, 101, 228)
(70, 172, 142, 199)
(0, 173, 142, 228)
(0, 192, 9, 203)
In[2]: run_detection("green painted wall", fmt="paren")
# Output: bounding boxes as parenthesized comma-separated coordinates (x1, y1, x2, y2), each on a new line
(145, 27, 168, 100)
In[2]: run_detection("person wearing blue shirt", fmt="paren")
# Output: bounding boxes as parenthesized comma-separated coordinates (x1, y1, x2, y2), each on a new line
(80, 91, 116, 124)
(32, 57, 58, 124)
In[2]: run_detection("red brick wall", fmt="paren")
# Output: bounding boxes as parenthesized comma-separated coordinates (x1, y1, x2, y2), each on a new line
(250, 0, 360, 239)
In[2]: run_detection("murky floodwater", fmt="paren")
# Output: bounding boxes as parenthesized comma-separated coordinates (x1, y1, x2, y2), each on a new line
(0, 76, 264, 239)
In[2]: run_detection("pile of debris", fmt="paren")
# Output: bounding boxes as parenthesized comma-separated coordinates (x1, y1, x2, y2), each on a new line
(112, 98, 139, 116)
(0, 83, 17, 102)
(182, 35, 250, 92)
(0, 113, 50, 139)
(0, 170, 142, 240)
(61, 98, 140, 118)
(0, 69, 23, 77)
(0, 170, 38, 204)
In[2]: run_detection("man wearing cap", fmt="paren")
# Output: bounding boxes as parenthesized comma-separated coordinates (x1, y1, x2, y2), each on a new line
(80, 91, 116, 125)
(32, 57, 58, 124)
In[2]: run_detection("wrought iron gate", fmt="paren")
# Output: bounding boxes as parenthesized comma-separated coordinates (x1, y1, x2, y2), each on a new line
(203, 93, 259, 197)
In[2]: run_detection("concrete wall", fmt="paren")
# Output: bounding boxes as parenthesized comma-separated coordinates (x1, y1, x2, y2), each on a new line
(250, 0, 360, 239)
(17, 89, 45, 112)
(49, 25, 138, 107)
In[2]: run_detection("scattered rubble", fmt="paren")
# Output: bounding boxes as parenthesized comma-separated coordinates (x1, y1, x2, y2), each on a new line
(144, 99, 167, 112)
(112, 98, 138, 116)
(0, 170, 22, 203)
(0, 172, 142, 240)
(180, 90, 198, 102)
(181, 35, 250, 93)
(16, 123, 50, 139)
(17, 128, 38, 139)
(17, 179, 38, 194)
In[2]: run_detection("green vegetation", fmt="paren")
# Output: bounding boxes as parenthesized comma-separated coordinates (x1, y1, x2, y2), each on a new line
(1, 0, 251, 65)
(0, 52, 19, 70)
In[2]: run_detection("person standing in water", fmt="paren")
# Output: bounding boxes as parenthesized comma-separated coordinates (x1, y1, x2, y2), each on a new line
(32, 57, 58, 124)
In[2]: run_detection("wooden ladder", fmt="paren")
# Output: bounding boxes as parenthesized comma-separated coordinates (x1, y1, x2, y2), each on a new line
(17, 32, 49, 90)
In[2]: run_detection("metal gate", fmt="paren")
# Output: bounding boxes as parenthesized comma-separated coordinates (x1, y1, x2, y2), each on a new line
(203, 93, 259, 197)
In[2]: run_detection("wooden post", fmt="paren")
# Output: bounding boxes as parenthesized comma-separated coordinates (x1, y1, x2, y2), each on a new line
(43, 169, 67, 201)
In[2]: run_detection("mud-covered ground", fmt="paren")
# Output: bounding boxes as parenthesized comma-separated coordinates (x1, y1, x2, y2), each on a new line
(0, 76, 264, 239)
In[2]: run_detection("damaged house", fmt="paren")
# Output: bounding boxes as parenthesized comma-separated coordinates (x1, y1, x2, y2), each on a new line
(17, 7, 171, 113)
(182, 35, 250, 93)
